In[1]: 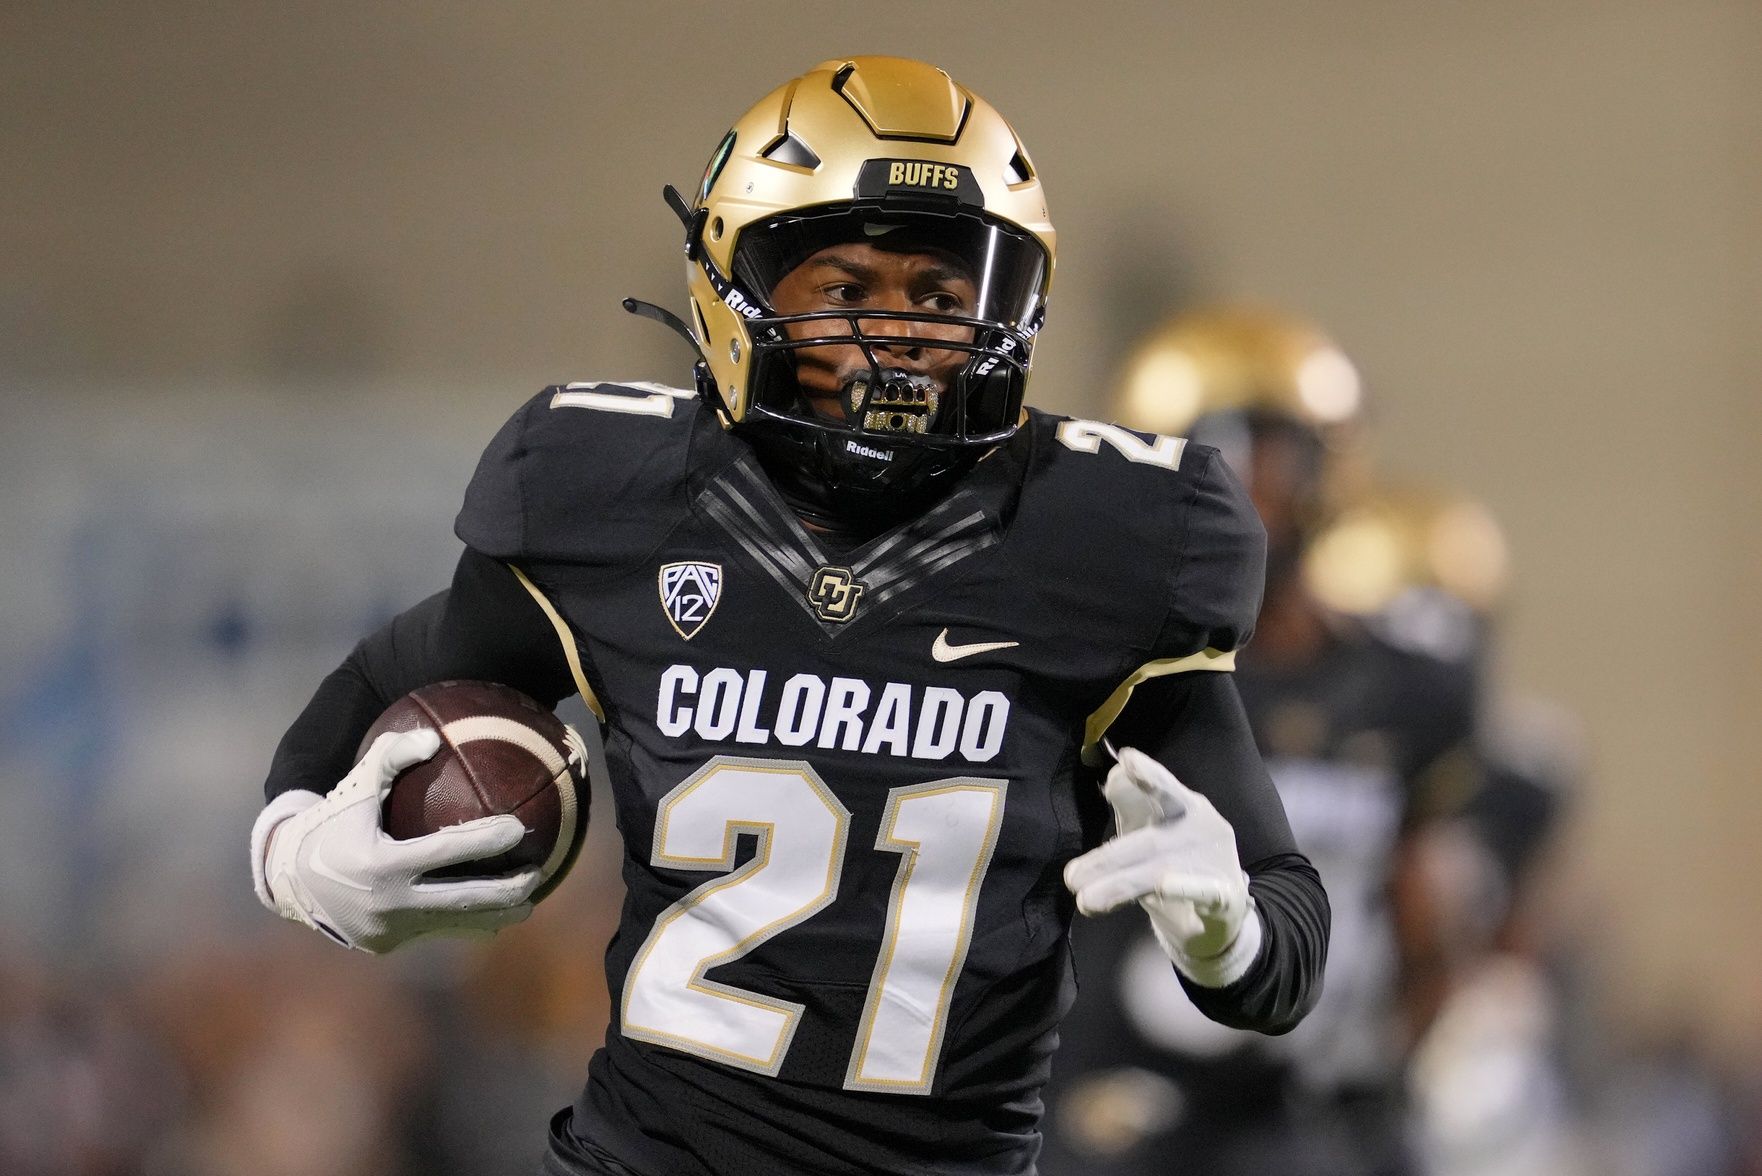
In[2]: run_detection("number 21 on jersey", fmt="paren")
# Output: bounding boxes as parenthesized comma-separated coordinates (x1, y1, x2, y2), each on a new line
(621, 756, 1007, 1094)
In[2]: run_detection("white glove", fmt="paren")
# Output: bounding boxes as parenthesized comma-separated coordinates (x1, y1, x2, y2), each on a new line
(1064, 747, 1263, 987)
(251, 728, 541, 954)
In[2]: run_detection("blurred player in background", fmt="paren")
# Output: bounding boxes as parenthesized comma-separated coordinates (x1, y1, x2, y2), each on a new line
(1039, 308, 1485, 1176)
(1305, 488, 1588, 1174)
(247, 59, 1331, 1175)
(1302, 489, 1555, 1018)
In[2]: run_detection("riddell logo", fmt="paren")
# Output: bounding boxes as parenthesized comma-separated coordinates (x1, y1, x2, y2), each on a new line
(972, 335, 1018, 379)
(846, 440, 892, 461)
(724, 287, 762, 319)
(888, 161, 961, 190)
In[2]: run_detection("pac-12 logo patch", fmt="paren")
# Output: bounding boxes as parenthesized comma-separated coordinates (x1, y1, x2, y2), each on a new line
(659, 562, 723, 640)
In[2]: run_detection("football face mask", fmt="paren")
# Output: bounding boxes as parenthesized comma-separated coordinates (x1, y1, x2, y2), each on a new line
(733, 206, 1047, 460)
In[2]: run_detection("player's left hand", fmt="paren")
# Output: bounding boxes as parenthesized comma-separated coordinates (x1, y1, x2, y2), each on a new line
(1063, 747, 1263, 987)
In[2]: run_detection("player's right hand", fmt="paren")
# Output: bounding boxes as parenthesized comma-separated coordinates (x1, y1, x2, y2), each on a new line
(250, 729, 541, 954)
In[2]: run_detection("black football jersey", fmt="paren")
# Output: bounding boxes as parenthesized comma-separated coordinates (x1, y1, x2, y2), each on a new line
(1038, 617, 1477, 1176)
(453, 382, 1265, 1176)
(1232, 619, 1479, 1089)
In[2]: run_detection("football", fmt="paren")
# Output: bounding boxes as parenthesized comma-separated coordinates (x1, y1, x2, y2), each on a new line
(358, 680, 589, 902)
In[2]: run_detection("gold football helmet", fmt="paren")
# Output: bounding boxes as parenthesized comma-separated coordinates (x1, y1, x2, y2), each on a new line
(652, 57, 1056, 520)
(1114, 306, 1362, 439)
(1111, 306, 1368, 551)
(1302, 484, 1510, 617)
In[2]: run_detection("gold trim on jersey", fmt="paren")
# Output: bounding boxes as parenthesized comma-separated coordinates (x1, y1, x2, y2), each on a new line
(508, 563, 605, 722)
(1082, 647, 1237, 760)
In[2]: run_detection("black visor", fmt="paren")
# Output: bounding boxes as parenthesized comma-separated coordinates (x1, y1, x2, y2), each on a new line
(734, 205, 1048, 330)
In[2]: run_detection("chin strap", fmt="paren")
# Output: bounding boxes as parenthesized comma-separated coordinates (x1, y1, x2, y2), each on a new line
(740, 422, 974, 545)
(620, 295, 730, 424)
(740, 427, 846, 528)
(621, 297, 697, 348)
(663, 183, 707, 258)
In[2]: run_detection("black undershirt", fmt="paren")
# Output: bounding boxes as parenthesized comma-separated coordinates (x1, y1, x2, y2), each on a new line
(264, 546, 1327, 1035)
(1102, 666, 1329, 1032)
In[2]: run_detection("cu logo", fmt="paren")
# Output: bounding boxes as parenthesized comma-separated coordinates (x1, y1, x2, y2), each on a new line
(807, 566, 866, 624)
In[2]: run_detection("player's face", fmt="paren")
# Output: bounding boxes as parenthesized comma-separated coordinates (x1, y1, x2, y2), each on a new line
(1247, 428, 1321, 557)
(767, 244, 978, 425)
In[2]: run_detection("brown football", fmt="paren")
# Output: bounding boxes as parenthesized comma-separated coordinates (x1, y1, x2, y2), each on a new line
(357, 680, 588, 902)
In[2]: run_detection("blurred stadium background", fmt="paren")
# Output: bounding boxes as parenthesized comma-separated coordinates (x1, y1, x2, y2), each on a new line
(2, 3, 1758, 1173)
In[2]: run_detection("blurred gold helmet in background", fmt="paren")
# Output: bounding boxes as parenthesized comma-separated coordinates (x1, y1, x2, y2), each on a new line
(1113, 306, 1363, 439)
(1303, 484, 1511, 618)
(1113, 306, 1369, 563)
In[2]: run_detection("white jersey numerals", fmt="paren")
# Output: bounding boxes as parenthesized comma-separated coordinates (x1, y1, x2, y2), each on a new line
(621, 756, 1007, 1093)
(1055, 419, 1187, 470)
(622, 759, 849, 1073)
(848, 779, 1006, 1092)
(551, 381, 695, 417)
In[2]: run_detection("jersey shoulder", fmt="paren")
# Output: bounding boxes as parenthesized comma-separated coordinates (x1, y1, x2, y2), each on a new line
(456, 381, 726, 565)
(1342, 611, 1483, 793)
(1014, 409, 1267, 663)
(1352, 603, 1481, 714)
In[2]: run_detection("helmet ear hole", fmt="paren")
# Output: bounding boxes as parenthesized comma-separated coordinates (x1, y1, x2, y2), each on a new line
(711, 217, 725, 240)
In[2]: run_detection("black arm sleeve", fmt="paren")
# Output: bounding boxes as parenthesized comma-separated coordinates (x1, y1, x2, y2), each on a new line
(1103, 670, 1330, 1035)
(262, 548, 577, 802)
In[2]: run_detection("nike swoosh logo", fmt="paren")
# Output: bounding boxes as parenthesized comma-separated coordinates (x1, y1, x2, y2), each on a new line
(932, 628, 1020, 663)
(306, 841, 372, 893)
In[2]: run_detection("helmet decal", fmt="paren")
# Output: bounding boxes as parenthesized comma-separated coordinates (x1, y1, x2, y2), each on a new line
(697, 130, 737, 206)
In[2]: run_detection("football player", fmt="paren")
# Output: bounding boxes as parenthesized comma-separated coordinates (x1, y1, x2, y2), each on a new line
(1304, 488, 1585, 1176)
(1040, 309, 1481, 1176)
(249, 59, 1329, 1176)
